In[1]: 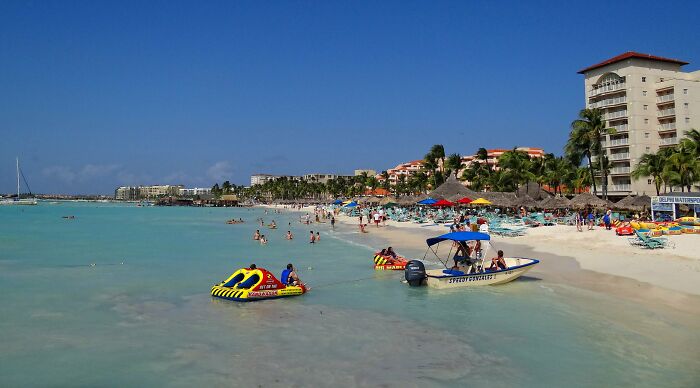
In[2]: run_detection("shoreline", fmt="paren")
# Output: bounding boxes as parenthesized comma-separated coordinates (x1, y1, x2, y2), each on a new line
(261, 204, 700, 318)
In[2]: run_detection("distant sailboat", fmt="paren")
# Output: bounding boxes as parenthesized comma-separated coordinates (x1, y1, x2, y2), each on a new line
(0, 158, 37, 205)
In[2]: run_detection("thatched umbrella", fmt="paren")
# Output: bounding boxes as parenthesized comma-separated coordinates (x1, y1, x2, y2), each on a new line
(539, 196, 572, 209)
(516, 181, 552, 201)
(368, 196, 383, 205)
(570, 192, 608, 209)
(631, 195, 651, 208)
(428, 175, 478, 201)
(413, 193, 429, 202)
(615, 195, 635, 210)
(515, 194, 539, 209)
(379, 195, 398, 206)
(482, 192, 517, 208)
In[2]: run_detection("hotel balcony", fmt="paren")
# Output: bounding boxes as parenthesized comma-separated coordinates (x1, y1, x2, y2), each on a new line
(657, 122, 676, 132)
(589, 96, 627, 109)
(589, 83, 626, 97)
(609, 123, 628, 132)
(659, 137, 679, 146)
(609, 152, 630, 161)
(610, 167, 631, 175)
(604, 110, 628, 121)
(657, 108, 675, 118)
(656, 94, 675, 104)
(607, 138, 629, 147)
(608, 184, 631, 192)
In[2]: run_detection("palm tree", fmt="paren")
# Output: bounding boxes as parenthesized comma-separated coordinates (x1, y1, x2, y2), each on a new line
(681, 128, 700, 156)
(461, 162, 489, 191)
(424, 144, 446, 188)
(568, 108, 615, 198)
(476, 147, 491, 173)
(444, 153, 463, 178)
(664, 151, 700, 192)
(497, 148, 535, 191)
(631, 152, 666, 195)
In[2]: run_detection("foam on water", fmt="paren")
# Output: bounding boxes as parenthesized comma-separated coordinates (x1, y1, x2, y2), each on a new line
(0, 202, 698, 387)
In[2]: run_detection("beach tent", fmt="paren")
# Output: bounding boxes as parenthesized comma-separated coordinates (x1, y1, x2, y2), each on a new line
(417, 198, 437, 205)
(470, 198, 492, 205)
(431, 199, 455, 207)
(456, 197, 472, 204)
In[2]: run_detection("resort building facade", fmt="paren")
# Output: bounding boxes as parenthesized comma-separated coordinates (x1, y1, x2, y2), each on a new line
(178, 187, 212, 196)
(115, 185, 184, 200)
(578, 51, 699, 196)
(460, 147, 545, 171)
(384, 160, 426, 186)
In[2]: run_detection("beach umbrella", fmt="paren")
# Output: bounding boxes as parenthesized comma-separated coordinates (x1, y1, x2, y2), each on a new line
(470, 198, 492, 205)
(515, 194, 539, 209)
(332, 199, 343, 205)
(417, 197, 437, 205)
(428, 175, 479, 200)
(539, 195, 572, 209)
(516, 181, 552, 200)
(343, 201, 358, 208)
(631, 195, 651, 208)
(570, 192, 608, 209)
(456, 197, 473, 204)
(431, 199, 455, 207)
(379, 196, 398, 206)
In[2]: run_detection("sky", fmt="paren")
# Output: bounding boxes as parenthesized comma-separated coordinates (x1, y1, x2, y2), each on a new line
(1, 0, 699, 194)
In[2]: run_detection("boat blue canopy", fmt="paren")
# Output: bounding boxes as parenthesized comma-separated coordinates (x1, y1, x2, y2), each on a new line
(417, 198, 437, 205)
(332, 199, 343, 205)
(343, 201, 358, 208)
(426, 231, 490, 246)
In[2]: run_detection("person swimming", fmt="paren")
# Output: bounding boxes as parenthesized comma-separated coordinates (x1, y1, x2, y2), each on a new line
(253, 230, 260, 240)
(286, 230, 294, 240)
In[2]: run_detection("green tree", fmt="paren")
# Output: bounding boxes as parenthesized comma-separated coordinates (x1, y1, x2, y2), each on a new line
(568, 108, 615, 198)
(444, 153, 463, 178)
(631, 152, 667, 195)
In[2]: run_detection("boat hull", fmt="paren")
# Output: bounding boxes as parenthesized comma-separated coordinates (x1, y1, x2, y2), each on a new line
(0, 199, 37, 205)
(425, 258, 538, 289)
(211, 284, 305, 302)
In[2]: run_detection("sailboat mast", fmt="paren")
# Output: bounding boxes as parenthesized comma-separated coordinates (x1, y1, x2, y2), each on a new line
(16, 157, 20, 198)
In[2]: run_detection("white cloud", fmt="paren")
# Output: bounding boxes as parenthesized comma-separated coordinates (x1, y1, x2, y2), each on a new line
(207, 161, 233, 182)
(43, 163, 121, 184)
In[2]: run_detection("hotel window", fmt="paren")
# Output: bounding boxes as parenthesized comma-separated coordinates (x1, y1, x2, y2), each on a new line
(643, 105, 648, 110)
(648, 179, 652, 184)
(642, 90, 647, 96)
(684, 103, 689, 108)
(644, 118, 649, 124)
(644, 133, 649, 138)
(684, 88, 688, 94)
(660, 78, 664, 82)
(686, 117, 691, 123)
(642, 77, 646, 82)
(646, 146, 650, 151)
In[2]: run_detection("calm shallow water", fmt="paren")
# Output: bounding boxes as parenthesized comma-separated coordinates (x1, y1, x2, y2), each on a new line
(0, 202, 698, 387)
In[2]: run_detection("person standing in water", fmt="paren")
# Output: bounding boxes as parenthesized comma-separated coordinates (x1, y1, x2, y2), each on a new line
(309, 231, 315, 244)
(315, 232, 320, 242)
(331, 216, 336, 228)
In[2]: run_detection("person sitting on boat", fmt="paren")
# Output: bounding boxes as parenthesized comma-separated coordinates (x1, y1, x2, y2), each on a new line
(253, 230, 261, 240)
(488, 250, 507, 271)
(452, 241, 471, 268)
(281, 263, 302, 286)
(386, 246, 398, 259)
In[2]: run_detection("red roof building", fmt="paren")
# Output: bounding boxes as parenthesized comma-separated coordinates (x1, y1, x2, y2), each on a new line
(578, 51, 688, 74)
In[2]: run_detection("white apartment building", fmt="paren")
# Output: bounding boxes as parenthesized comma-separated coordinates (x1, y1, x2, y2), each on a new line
(178, 187, 212, 196)
(354, 169, 377, 177)
(579, 52, 699, 196)
(250, 174, 278, 186)
(461, 147, 545, 171)
(114, 185, 183, 200)
(384, 160, 426, 185)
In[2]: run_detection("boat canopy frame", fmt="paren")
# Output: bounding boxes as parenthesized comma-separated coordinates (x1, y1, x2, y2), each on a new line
(423, 231, 495, 269)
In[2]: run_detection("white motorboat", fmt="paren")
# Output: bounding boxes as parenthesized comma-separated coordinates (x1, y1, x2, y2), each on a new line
(0, 158, 37, 206)
(404, 231, 539, 289)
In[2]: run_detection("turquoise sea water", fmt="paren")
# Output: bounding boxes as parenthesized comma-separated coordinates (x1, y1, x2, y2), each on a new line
(1, 202, 698, 387)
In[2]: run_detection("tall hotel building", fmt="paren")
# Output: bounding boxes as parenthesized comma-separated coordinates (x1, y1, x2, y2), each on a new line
(578, 52, 699, 196)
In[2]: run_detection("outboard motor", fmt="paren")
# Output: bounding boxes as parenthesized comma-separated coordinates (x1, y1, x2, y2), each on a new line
(404, 260, 427, 287)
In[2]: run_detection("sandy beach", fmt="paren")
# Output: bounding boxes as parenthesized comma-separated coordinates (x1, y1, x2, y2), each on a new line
(277, 205, 700, 319)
